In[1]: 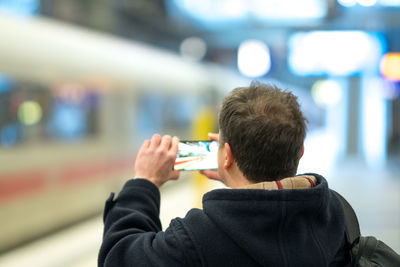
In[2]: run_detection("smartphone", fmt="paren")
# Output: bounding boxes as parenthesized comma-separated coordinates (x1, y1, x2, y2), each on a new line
(174, 140, 218, 171)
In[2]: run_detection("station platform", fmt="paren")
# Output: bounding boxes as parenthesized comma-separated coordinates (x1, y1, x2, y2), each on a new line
(0, 175, 209, 267)
(0, 165, 399, 267)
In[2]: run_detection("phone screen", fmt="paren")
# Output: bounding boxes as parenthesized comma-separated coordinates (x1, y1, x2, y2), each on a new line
(174, 140, 218, 171)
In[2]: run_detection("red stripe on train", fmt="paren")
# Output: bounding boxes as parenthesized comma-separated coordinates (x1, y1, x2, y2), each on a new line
(0, 170, 48, 203)
(0, 155, 135, 202)
(60, 156, 134, 185)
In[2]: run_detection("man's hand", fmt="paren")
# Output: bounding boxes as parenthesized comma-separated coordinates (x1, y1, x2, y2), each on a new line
(199, 133, 223, 183)
(134, 134, 180, 188)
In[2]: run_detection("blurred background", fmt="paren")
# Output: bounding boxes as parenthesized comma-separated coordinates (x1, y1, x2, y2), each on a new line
(0, 0, 399, 266)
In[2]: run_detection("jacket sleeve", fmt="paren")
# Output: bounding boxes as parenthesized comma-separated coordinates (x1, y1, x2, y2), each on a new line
(98, 179, 199, 267)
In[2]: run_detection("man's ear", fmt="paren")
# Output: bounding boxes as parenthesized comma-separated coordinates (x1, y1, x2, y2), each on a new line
(224, 142, 235, 169)
(300, 145, 304, 159)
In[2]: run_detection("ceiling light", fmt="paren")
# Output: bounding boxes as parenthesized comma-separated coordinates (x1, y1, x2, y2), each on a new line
(237, 40, 271, 78)
(180, 37, 207, 61)
(357, 0, 378, 6)
(337, 0, 357, 7)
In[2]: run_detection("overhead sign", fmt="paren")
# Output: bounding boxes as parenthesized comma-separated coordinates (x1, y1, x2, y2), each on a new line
(288, 31, 386, 76)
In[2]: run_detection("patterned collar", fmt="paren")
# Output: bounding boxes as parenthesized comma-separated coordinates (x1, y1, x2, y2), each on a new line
(240, 175, 316, 190)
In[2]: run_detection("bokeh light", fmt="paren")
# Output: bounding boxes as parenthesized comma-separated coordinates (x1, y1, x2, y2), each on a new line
(380, 0, 400, 6)
(0, 74, 12, 93)
(237, 40, 271, 78)
(0, 124, 18, 148)
(0, 0, 39, 16)
(311, 80, 343, 107)
(338, 0, 358, 6)
(380, 53, 400, 81)
(288, 31, 385, 76)
(357, 0, 378, 6)
(180, 37, 207, 61)
(18, 100, 42, 125)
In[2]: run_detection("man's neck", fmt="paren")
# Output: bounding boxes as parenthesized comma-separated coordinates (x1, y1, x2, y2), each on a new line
(225, 166, 252, 188)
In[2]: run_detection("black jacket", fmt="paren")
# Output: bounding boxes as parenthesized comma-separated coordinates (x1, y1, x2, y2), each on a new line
(98, 174, 348, 266)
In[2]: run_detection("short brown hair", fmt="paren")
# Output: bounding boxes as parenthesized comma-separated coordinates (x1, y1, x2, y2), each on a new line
(219, 81, 307, 182)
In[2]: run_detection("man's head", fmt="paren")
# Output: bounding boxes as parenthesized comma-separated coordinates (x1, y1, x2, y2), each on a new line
(218, 81, 307, 183)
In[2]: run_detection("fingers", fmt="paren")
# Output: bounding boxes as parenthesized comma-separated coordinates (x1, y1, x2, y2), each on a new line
(137, 139, 151, 156)
(171, 136, 179, 155)
(169, 170, 180, 180)
(160, 135, 172, 150)
(208, 133, 219, 142)
(152, 134, 178, 151)
(150, 134, 162, 149)
(150, 134, 179, 162)
(199, 170, 221, 181)
(135, 133, 181, 188)
(141, 139, 151, 149)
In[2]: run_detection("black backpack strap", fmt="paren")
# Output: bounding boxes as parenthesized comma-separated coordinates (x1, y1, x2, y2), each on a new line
(332, 190, 361, 245)
(333, 190, 400, 266)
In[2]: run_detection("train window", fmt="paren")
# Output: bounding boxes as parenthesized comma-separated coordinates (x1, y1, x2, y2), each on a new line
(47, 84, 100, 141)
(165, 95, 197, 126)
(162, 95, 197, 134)
(0, 77, 100, 148)
(136, 93, 165, 140)
(47, 100, 87, 140)
(0, 78, 51, 148)
(0, 77, 20, 148)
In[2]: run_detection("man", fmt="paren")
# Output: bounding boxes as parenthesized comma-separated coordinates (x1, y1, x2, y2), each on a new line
(98, 82, 349, 266)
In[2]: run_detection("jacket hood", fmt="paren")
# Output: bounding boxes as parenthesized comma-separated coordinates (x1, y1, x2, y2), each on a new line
(201, 174, 346, 266)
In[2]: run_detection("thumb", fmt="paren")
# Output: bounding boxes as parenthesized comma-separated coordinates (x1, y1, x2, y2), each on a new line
(169, 170, 180, 180)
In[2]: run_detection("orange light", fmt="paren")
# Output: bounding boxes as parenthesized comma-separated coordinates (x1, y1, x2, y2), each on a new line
(380, 53, 400, 81)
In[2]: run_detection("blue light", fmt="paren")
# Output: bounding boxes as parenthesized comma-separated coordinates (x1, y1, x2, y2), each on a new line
(0, 74, 12, 93)
(379, 0, 400, 6)
(252, 0, 327, 20)
(288, 31, 387, 76)
(1, 124, 18, 148)
(171, 0, 247, 21)
(48, 102, 86, 140)
(136, 94, 165, 140)
(360, 77, 388, 169)
(0, 0, 39, 16)
(338, 0, 400, 7)
(168, 0, 327, 30)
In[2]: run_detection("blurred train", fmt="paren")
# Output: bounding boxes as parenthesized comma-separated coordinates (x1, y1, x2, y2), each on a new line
(0, 14, 250, 252)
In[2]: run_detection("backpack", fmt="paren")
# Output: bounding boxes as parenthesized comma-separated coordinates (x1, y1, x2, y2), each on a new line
(333, 190, 400, 267)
